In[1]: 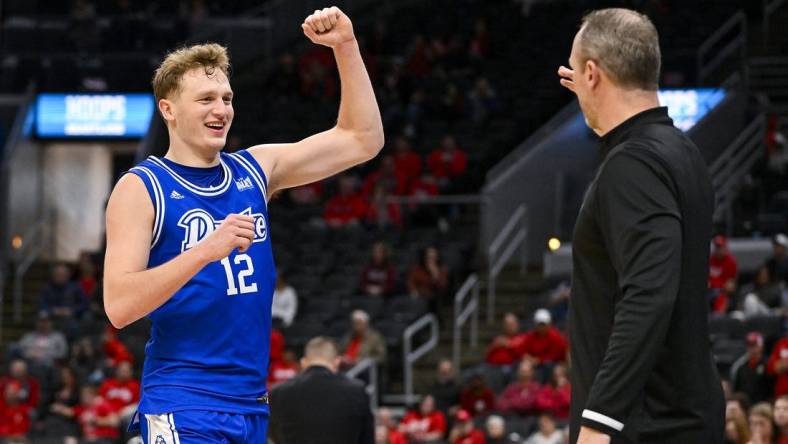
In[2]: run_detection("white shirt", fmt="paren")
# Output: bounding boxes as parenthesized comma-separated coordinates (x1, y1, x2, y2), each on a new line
(272, 285, 298, 327)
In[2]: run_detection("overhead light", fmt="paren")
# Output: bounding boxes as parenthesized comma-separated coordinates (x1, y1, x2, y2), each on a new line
(548, 237, 561, 252)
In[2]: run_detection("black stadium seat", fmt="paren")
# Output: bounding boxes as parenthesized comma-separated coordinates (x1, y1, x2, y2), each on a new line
(386, 297, 428, 323)
(708, 315, 745, 340)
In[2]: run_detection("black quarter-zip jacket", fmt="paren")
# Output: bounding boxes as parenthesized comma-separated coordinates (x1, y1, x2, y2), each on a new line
(569, 107, 725, 444)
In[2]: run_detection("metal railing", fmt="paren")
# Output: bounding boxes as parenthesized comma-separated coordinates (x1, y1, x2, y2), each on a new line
(12, 217, 49, 322)
(709, 114, 766, 234)
(345, 357, 379, 411)
(452, 274, 479, 373)
(402, 313, 439, 405)
(486, 205, 527, 323)
(763, 0, 787, 46)
(697, 11, 747, 85)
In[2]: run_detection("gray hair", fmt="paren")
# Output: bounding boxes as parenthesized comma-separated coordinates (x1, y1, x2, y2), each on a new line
(303, 336, 338, 361)
(578, 8, 661, 90)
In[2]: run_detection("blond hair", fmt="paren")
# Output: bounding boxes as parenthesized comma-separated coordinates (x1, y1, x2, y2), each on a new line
(578, 8, 661, 90)
(152, 43, 230, 102)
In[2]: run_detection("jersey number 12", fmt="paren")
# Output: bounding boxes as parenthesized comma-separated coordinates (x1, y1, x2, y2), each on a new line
(220, 254, 258, 295)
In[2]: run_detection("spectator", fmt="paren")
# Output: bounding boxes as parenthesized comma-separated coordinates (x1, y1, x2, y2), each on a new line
(485, 415, 512, 444)
(375, 423, 392, 444)
(78, 252, 100, 301)
(359, 242, 398, 298)
(741, 267, 784, 317)
(775, 395, 788, 444)
(0, 381, 32, 439)
(366, 184, 403, 229)
(731, 332, 773, 404)
(272, 275, 298, 327)
(468, 18, 489, 60)
(429, 358, 461, 416)
(340, 310, 387, 368)
(289, 179, 325, 205)
(749, 402, 776, 444)
(377, 408, 407, 444)
(725, 415, 751, 444)
(268, 348, 299, 388)
(400, 394, 447, 443)
(17, 313, 68, 369)
(467, 76, 500, 126)
(427, 135, 468, 190)
(535, 363, 571, 420)
(392, 136, 422, 186)
(523, 414, 563, 444)
(363, 155, 407, 197)
(547, 281, 571, 327)
(485, 312, 526, 367)
(406, 174, 440, 225)
(70, 337, 103, 383)
(101, 326, 133, 368)
(270, 327, 285, 366)
(520, 309, 568, 372)
(497, 358, 544, 416)
(41, 366, 80, 438)
(448, 409, 485, 444)
(38, 264, 88, 321)
(767, 234, 788, 285)
(323, 175, 368, 227)
(768, 335, 788, 398)
(709, 235, 739, 313)
(728, 393, 751, 425)
(460, 373, 495, 417)
(98, 361, 139, 422)
(51, 385, 119, 444)
(0, 360, 40, 414)
(407, 246, 450, 312)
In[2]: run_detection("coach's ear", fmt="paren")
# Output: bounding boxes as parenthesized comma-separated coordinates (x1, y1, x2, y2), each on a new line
(158, 98, 175, 123)
(585, 59, 601, 90)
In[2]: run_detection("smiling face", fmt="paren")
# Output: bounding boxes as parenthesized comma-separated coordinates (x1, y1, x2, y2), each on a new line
(160, 67, 234, 156)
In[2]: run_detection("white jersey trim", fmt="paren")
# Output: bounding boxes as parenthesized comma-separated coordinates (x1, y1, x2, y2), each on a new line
(130, 166, 165, 248)
(145, 413, 181, 444)
(148, 156, 233, 197)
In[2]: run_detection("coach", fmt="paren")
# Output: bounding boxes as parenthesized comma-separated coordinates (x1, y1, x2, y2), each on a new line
(269, 337, 374, 444)
(557, 8, 725, 444)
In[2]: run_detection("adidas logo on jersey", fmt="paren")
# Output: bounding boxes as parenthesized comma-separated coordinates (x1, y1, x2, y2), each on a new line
(235, 176, 253, 192)
(170, 190, 185, 200)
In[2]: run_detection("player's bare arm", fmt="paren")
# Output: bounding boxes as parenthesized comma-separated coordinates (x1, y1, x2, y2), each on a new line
(248, 7, 384, 198)
(103, 173, 255, 329)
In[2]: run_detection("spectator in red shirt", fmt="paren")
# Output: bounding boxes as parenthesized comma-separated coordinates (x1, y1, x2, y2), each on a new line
(768, 336, 788, 398)
(359, 241, 398, 298)
(486, 312, 527, 366)
(52, 385, 120, 444)
(269, 348, 299, 388)
(339, 310, 387, 368)
(0, 381, 32, 438)
(520, 309, 568, 374)
(460, 374, 496, 417)
(0, 360, 40, 413)
(377, 407, 407, 444)
(393, 136, 422, 185)
(400, 394, 447, 443)
(324, 175, 368, 227)
(98, 361, 139, 421)
(365, 184, 403, 229)
(535, 363, 571, 419)
(427, 135, 468, 189)
(363, 155, 407, 197)
(497, 358, 544, 416)
(102, 326, 133, 368)
(270, 328, 285, 366)
(449, 409, 485, 444)
(775, 395, 788, 444)
(407, 246, 450, 312)
(709, 235, 738, 290)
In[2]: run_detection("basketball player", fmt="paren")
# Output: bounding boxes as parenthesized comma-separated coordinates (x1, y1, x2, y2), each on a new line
(103, 7, 382, 443)
(557, 8, 724, 444)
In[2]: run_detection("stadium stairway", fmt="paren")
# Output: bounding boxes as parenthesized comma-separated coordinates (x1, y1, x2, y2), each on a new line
(389, 267, 550, 397)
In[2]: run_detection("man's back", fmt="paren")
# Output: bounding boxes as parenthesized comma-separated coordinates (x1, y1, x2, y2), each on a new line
(269, 366, 373, 444)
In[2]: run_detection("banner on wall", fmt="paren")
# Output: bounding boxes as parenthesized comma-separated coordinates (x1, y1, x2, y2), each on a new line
(35, 93, 155, 138)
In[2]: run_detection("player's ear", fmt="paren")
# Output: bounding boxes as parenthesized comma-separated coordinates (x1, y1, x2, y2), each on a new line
(158, 98, 175, 123)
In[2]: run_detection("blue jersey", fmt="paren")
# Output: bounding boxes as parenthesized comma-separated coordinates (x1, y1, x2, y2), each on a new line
(127, 150, 275, 415)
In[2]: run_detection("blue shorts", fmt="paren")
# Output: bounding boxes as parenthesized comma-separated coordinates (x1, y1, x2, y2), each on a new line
(131, 410, 268, 444)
